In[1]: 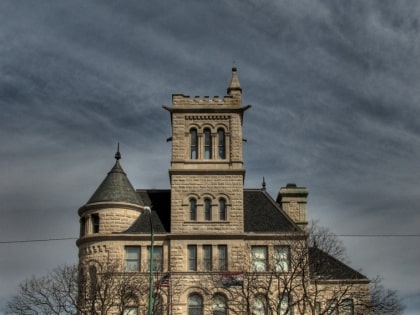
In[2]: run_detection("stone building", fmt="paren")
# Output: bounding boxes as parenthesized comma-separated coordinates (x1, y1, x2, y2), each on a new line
(77, 68, 370, 315)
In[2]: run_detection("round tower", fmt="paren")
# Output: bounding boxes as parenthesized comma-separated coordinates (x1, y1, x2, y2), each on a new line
(77, 147, 144, 264)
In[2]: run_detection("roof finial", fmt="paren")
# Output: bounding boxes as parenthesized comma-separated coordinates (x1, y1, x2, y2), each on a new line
(227, 66, 242, 95)
(115, 142, 121, 161)
(262, 176, 266, 190)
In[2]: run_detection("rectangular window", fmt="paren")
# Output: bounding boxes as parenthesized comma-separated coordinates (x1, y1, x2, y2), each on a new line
(188, 245, 197, 271)
(252, 246, 267, 271)
(92, 214, 100, 233)
(147, 246, 163, 272)
(203, 245, 212, 271)
(80, 217, 86, 237)
(274, 246, 290, 272)
(125, 246, 140, 272)
(218, 245, 227, 271)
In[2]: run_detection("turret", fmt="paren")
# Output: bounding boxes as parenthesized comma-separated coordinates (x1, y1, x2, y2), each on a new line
(77, 146, 144, 237)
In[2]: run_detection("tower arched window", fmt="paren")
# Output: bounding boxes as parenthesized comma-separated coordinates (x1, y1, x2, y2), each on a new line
(190, 198, 197, 221)
(190, 128, 198, 159)
(204, 198, 212, 221)
(217, 128, 226, 159)
(219, 198, 227, 221)
(204, 128, 212, 159)
(213, 294, 228, 315)
(188, 294, 203, 315)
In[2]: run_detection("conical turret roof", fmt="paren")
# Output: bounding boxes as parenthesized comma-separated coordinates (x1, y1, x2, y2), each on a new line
(86, 148, 143, 206)
(227, 67, 242, 94)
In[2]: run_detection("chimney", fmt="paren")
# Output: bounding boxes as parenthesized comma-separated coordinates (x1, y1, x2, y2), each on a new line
(276, 183, 308, 230)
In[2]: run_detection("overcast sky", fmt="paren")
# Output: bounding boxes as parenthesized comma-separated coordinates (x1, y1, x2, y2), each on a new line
(0, 1, 419, 314)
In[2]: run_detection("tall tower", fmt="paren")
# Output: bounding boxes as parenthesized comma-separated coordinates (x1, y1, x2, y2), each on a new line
(164, 68, 250, 236)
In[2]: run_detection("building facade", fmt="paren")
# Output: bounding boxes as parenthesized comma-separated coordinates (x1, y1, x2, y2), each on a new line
(77, 68, 370, 315)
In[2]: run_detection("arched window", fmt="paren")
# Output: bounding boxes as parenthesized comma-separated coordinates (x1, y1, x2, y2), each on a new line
(213, 294, 228, 315)
(204, 198, 212, 221)
(252, 295, 267, 315)
(217, 128, 226, 159)
(342, 299, 354, 315)
(204, 128, 212, 159)
(188, 294, 203, 315)
(190, 128, 198, 159)
(190, 198, 197, 221)
(219, 198, 227, 221)
(278, 295, 292, 315)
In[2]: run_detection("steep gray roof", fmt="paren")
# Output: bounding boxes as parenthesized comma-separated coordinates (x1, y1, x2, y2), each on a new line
(86, 160, 143, 205)
(124, 190, 171, 233)
(244, 189, 300, 233)
(309, 247, 368, 280)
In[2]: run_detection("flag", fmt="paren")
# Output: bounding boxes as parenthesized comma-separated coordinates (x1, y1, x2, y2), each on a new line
(218, 272, 243, 287)
(155, 273, 170, 288)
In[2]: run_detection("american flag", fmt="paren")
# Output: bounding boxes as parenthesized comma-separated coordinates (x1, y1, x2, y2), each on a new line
(156, 273, 170, 288)
(218, 272, 244, 287)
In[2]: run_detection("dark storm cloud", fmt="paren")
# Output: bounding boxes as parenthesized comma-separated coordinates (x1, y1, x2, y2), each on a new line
(0, 1, 419, 314)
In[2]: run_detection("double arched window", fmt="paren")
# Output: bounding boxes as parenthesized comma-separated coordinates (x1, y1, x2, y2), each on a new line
(188, 294, 203, 315)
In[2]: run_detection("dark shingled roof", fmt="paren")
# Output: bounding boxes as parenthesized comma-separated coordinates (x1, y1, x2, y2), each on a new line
(124, 190, 171, 233)
(86, 161, 143, 205)
(309, 247, 368, 280)
(244, 189, 300, 233)
(122, 189, 299, 234)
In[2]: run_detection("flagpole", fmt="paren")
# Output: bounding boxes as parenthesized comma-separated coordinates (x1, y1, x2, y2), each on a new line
(146, 207, 154, 315)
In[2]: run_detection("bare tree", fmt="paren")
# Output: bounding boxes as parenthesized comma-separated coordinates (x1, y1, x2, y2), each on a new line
(5, 265, 79, 315)
(200, 221, 404, 315)
(369, 276, 405, 315)
(6, 260, 175, 315)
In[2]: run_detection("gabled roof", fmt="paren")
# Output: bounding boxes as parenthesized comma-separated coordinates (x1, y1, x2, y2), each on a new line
(121, 189, 300, 234)
(309, 247, 368, 280)
(86, 160, 143, 206)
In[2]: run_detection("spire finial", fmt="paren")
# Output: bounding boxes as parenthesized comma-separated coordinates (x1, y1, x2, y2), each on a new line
(115, 142, 121, 161)
(262, 176, 266, 190)
(227, 66, 242, 95)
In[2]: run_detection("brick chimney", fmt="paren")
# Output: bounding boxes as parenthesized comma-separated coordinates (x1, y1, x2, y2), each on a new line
(276, 183, 308, 230)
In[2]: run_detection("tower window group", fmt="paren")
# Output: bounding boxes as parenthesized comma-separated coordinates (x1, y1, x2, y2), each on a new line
(189, 127, 226, 160)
